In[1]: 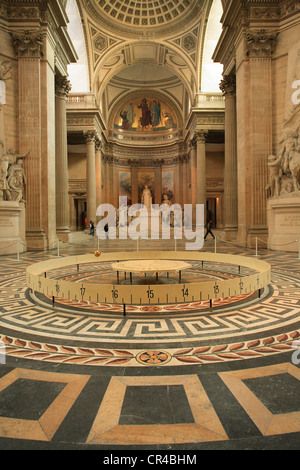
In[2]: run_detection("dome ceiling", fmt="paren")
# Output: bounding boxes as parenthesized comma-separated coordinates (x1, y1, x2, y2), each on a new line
(84, 0, 205, 37)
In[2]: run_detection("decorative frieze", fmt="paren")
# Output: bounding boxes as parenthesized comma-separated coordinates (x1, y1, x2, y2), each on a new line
(7, 6, 39, 19)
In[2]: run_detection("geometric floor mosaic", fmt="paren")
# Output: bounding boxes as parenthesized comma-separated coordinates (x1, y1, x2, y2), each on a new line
(0, 235, 299, 449)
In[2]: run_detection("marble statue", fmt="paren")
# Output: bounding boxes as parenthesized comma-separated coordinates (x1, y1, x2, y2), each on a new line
(266, 154, 282, 198)
(267, 126, 300, 197)
(7, 159, 26, 202)
(141, 185, 152, 209)
(0, 148, 29, 202)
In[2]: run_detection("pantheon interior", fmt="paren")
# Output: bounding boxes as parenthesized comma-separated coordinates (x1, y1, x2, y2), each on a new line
(0, 0, 299, 452)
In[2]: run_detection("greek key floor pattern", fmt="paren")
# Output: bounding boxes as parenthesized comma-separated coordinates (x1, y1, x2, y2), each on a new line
(0, 234, 299, 450)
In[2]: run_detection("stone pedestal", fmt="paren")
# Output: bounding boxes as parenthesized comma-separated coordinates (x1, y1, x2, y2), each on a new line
(267, 197, 300, 252)
(0, 202, 26, 255)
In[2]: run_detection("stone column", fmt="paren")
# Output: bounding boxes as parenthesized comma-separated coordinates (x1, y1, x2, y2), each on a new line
(154, 160, 163, 205)
(11, 30, 47, 249)
(84, 130, 97, 225)
(220, 74, 238, 239)
(195, 131, 207, 221)
(246, 30, 278, 246)
(112, 157, 119, 208)
(95, 139, 102, 210)
(102, 155, 109, 204)
(190, 138, 197, 224)
(129, 160, 139, 205)
(181, 156, 187, 205)
(55, 76, 71, 242)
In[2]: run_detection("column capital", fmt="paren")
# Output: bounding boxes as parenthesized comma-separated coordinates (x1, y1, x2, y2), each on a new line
(220, 74, 236, 95)
(153, 158, 164, 167)
(190, 136, 197, 150)
(10, 30, 44, 58)
(194, 130, 207, 144)
(84, 130, 97, 143)
(127, 158, 139, 167)
(246, 29, 279, 58)
(95, 138, 102, 152)
(55, 76, 72, 98)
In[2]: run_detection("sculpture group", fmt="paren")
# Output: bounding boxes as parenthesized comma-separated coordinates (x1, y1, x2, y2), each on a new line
(266, 126, 300, 198)
(0, 147, 28, 202)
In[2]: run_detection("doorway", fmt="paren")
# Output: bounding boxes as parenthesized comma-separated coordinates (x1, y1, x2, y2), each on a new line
(206, 198, 217, 228)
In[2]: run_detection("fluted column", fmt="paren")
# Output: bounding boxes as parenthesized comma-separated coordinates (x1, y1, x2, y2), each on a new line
(11, 30, 47, 249)
(130, 160, 139, 205)
(182, 156, 187, 205)
(195, 131, 207, 220)
(220, 74, 238, 239)
(154, 160, 163, 204)
(55, 76, 71, 242)
(84, 130, 97, 225)
(246, 30, 277, 245)
(190, 138, 197, 224)
(95, 139, 102, 211)
(112, 157, 119, 208)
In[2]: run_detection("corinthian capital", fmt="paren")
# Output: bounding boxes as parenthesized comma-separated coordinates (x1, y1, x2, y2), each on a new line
(55, 76, 72, 98)
(194, 130, 207, 144)
(246, 29, 279, 58)
(220, 74, 236, 95)
(84, 130, 97, 143)
(10, 30, 44, 58)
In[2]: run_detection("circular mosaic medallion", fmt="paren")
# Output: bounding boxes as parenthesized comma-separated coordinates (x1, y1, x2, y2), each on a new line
(136, 350, 172, 366)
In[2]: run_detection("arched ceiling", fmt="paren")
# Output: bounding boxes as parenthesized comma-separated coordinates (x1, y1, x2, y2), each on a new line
(72, 0, 220, 144)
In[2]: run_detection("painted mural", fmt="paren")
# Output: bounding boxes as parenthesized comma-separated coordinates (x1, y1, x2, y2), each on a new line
(115, 97, 177, 132)
(119, 170, 132, 204)
(162, 169, 174, 203)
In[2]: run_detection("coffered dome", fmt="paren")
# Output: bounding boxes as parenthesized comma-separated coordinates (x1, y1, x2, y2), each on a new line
(85, 0, 205, 36)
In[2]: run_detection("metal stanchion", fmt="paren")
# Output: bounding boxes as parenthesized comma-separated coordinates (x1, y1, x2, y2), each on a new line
(16, 240, 20, 262)
(214, 236, 217, 253)
(254, 237, 258, 257)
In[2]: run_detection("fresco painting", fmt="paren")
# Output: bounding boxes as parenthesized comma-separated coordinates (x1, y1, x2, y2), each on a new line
(115, 97, 177, 132)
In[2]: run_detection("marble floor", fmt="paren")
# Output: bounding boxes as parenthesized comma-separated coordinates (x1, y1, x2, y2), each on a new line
(0, 231, 299, 452)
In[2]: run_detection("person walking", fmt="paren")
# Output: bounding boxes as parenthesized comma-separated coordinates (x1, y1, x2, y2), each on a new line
(89, 220, 94, 236)
(204, 219, 215, 240)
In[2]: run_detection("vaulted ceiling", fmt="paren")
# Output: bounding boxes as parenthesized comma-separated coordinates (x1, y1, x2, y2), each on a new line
(68, 0, 222, 144)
